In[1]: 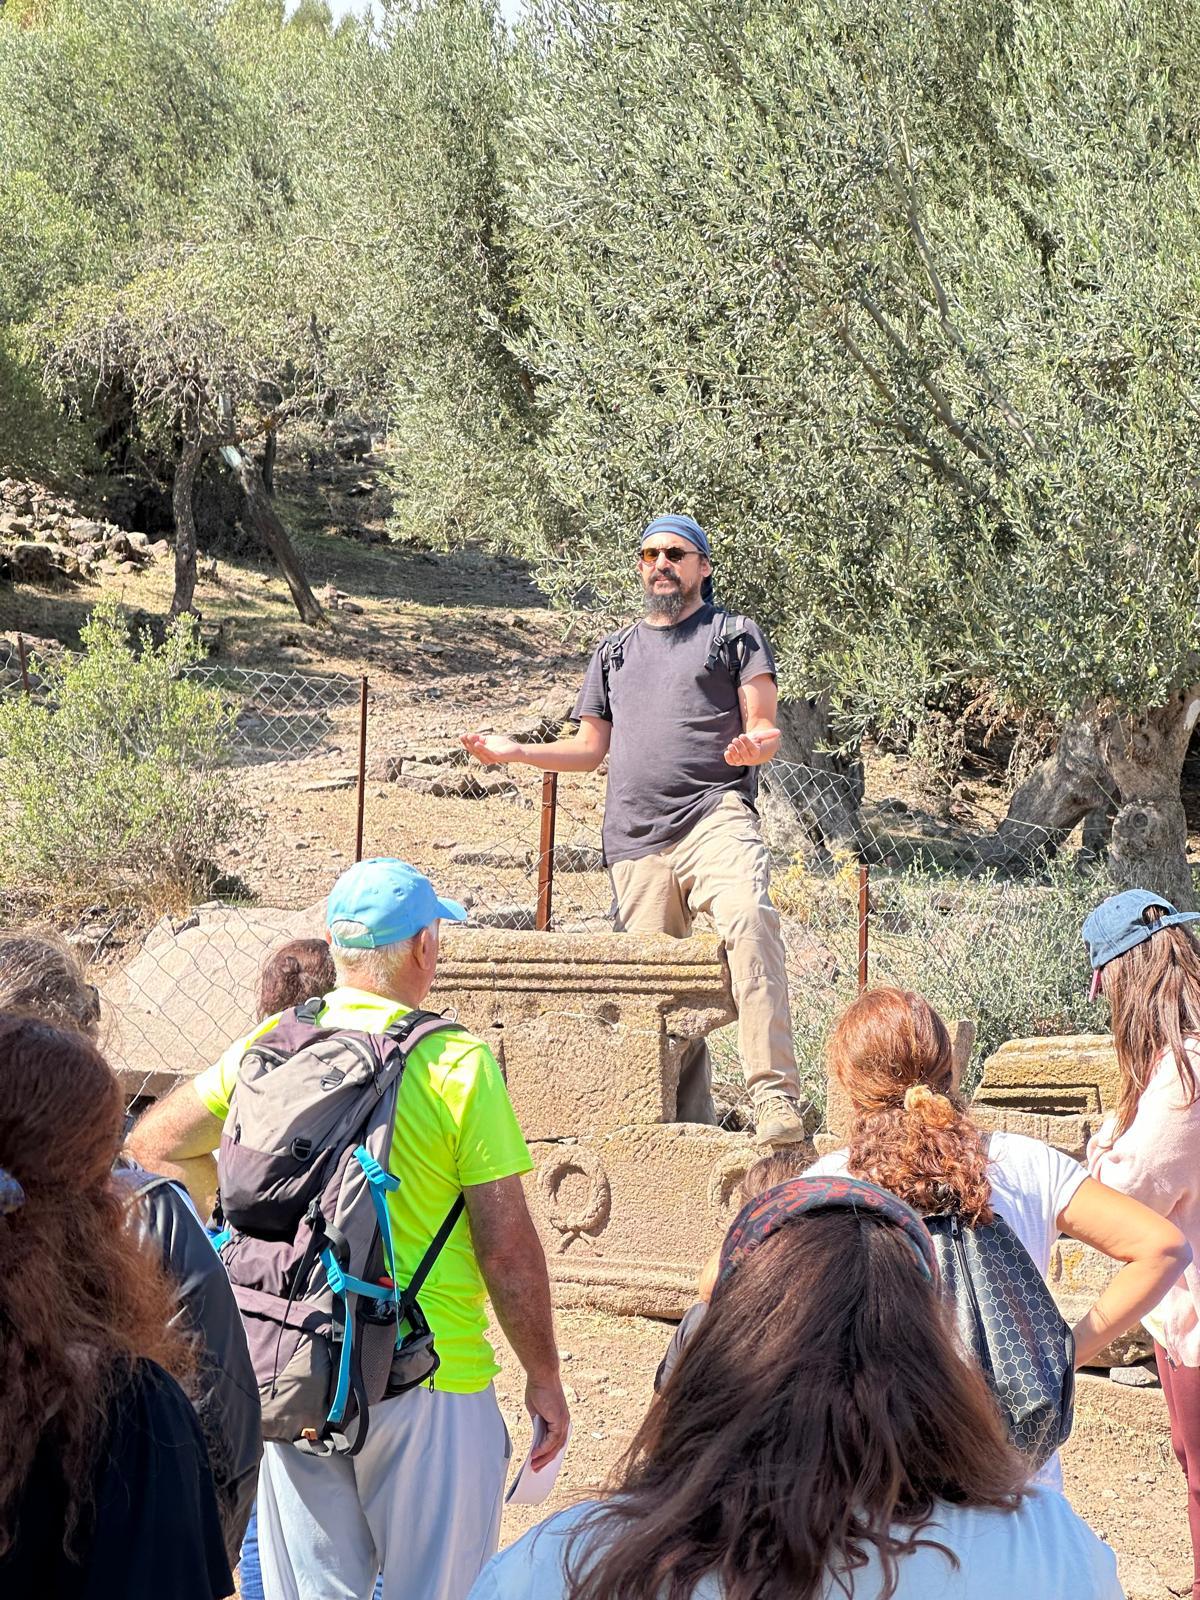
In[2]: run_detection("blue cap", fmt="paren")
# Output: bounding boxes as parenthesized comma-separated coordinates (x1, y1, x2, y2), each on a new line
(326, 858, 467, 949)
(1082, 888, 1200, 971)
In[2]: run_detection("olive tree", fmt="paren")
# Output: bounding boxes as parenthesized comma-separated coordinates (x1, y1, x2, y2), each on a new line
(505, 0, 1200, 901)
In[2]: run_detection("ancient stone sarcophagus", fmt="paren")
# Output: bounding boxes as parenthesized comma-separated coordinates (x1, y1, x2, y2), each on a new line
(432, 928, 756, 1318)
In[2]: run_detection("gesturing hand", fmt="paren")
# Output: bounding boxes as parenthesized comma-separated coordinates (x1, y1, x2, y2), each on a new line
(723, 727, 781, 768)
(460, 731, 523, 766)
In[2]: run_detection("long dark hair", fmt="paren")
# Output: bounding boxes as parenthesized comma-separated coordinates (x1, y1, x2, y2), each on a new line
(0, 1016, 193, 1555)
(831, 987, 993, 1223)
(565, 1209, 1024, 1600)
(1100, 910, 1200, 1142)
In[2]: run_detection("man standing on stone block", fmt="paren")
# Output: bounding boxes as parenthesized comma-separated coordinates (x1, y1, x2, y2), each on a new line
(461, 513, 807, 1146)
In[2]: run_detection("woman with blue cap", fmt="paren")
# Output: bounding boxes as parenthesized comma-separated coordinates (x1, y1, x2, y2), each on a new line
(1084, 888, 1200, 1597)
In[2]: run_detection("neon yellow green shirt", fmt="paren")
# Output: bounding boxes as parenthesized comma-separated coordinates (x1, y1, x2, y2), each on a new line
(193, 987, 532, 1394)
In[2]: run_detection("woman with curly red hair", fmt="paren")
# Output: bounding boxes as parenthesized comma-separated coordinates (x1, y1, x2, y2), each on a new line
(807, 985, 1189, 1486)
(0, 1013, 232, 1598)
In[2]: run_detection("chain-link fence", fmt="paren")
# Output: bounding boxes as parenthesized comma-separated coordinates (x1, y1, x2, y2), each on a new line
(4, 625, 1113, 1131)
(185, 662, 364, 766)
(73, 751, 1110, 1128)
(754, 758, 1114, 1125)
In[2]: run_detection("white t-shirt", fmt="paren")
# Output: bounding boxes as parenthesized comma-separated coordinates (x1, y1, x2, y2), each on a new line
(469, 1490, 1123, 1600)
(805, 1130, 1087, 1276)
(807, 1132, 1088, 1490)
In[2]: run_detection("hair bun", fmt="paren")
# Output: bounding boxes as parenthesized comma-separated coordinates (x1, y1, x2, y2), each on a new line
(903, 1083, 956, 1129)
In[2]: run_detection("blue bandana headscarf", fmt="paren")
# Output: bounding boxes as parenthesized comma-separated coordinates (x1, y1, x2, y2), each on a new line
(641, 514, 715, 604)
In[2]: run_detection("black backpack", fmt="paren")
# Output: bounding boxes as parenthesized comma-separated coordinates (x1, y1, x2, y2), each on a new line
(924, 1211, 1076, 1468)
(215, 999, 463, 1458)
(599, 608, 754, 688)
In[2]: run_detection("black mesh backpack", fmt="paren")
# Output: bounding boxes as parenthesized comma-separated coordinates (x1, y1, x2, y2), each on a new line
(924, 1211, 1076, 1469)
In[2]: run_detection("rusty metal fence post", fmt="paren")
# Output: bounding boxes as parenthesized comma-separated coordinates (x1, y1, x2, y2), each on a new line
(535, 771, 558, 931)
(354, 675, 368, 863)
(857, 862, 870, 993)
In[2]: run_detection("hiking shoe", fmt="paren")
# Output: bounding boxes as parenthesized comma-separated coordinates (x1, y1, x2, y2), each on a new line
(754, 1095, 810, 1146)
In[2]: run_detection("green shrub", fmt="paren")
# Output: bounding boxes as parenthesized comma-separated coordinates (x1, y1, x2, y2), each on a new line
(0, 598, 246, 915)
(711, 856, 1113, 1129)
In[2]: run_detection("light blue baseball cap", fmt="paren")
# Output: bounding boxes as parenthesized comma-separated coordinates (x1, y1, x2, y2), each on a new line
(326, 858, 467, 949)
(1082, 888, 1200, 999)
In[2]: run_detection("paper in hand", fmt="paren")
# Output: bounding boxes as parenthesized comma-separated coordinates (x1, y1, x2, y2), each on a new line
(505, 1414, 572, 1507)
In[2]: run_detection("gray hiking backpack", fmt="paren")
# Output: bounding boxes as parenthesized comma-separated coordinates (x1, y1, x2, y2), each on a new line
(215, 998, 463, 1457)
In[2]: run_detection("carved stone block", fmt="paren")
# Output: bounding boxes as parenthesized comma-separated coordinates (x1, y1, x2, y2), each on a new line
(523, 1125, 808, 1318)
(973, 1034, 1121, 1119)
(431, 929, 735, 1138)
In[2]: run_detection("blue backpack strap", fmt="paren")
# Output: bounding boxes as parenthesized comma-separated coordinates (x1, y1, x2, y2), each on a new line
(354, 1145, 401, 1297)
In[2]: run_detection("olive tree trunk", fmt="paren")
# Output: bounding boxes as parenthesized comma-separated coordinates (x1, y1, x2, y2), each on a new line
(223, 444, 325, 626)
(169, 438, 204, 617)
(261, 430, 277, 497)
(1099, 685, 1200, 908)
(973, 717, 1116, 874)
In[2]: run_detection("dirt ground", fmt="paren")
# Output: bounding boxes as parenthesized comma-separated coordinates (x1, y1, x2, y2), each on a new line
(6, 456, 1199, 1595)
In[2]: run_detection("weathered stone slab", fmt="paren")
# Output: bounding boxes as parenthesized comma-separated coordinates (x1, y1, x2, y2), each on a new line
(102, 902, 321, 1095)
(971, 1105, 1099, 1161)
(431, 930, 735, 1136)
(973, 1034, 1121, 1117)
(522, 1124, 792, 1318)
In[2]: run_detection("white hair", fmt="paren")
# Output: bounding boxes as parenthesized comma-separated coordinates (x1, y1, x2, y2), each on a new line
(330, 923, 435, 994)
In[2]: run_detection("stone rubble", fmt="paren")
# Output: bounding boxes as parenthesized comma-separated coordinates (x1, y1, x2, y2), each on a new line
(0, 476, 169, 585)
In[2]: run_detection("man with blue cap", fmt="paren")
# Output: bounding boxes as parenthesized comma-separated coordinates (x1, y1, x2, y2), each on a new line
(462, 514, 807, 1145)
(130, 858, 569, 1600)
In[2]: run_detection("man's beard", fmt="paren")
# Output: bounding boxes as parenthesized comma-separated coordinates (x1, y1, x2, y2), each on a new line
(643, 576, 698, 621)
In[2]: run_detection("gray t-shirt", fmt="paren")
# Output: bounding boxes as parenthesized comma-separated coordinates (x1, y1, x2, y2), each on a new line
(572, 604, 777, 865)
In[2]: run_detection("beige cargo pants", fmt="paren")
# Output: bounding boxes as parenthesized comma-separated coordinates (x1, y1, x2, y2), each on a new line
(609, 792, 800, 1121)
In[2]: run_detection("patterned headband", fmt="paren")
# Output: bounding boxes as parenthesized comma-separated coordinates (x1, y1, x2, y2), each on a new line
(0, 1166, 26, 1217)
(716, 1174, 939, 1291)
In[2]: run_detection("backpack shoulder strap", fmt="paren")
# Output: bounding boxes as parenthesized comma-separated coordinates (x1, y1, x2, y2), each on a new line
(599, 621, 639, 680)
(396, 1194, 466, 1324)
(705, 609, 754, 678)
(383, 1009, 462, 1052)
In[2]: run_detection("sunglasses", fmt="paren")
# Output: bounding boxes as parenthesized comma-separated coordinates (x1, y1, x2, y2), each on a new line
(639, 545, 696, 566)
